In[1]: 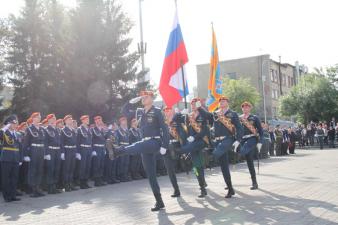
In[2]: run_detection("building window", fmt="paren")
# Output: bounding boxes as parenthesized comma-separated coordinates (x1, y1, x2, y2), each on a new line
(272, 89, 279, 99)
(227, 72, 237, 80)
(288, 76, 291, 87)
(270, 69, 279, 83)
(282, 74, 287, 86)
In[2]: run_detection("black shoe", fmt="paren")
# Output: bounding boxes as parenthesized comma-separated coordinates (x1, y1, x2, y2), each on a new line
(250, 183, 258, 190)
(198, 188, 207, 198)
(30, 192, 41, 198)
(171, 190, 181, 198)
(16, 191, 23, 196)
(65, 184, 72, 192)
(11, 197, 21, 201)
(225, 189, 235, 198)
(151, 194, 165, 211)
(4, 198, 13, 202)
(84, 180, 92, 188)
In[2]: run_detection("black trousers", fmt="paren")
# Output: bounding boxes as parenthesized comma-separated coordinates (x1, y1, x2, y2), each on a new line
(245, 149, 257, 184)
(1, 161, 19, 201)
(163, 153, 179, 192)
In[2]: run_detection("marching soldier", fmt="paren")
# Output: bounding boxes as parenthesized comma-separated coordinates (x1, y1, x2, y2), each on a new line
(197, 96, 243, 198)
(163, 106, 184, 198)
(239, 101, 263, 190)
(115, 116, 131, 182)
(61, 115, 78, 192)
(91, 116, 107, 186)
(117, 90, 170, 211)
(0, 115, 22, 202)
(179, 98, 209, 198)
(77, 115, 93, 189)
(23, 112, 46, 197)
(44, 114, 62, 194)
(129, 118, 143, 180)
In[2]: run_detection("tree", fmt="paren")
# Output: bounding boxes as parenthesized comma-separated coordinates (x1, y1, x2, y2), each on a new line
(314, 64, 338, 86)
(280, 74, 338, 124)
(3, 0, 147, 122)
(222, 77, 261, 113)
(6, 0, 51, 120)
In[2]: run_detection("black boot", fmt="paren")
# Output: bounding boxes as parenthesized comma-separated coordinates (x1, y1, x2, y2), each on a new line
(225, 180, 235, 198)
(171, 189, 181, 198)
(54, 184, 63, 194)
(94, 178, 102, 187)
(30, 186, 41, 198)
(250, 177, 258, 190)
(65, 183, 72, 192)
(151, 194, 165, 211)
(198, 187, 207, 198)
(80, 180, 89, 189)
(48, 185, 56, 194)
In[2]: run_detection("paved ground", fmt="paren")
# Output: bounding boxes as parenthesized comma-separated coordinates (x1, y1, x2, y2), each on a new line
(1, 149, 338, 225)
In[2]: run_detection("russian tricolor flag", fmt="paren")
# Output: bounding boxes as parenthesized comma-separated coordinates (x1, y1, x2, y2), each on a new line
(159, 9, 189, 108)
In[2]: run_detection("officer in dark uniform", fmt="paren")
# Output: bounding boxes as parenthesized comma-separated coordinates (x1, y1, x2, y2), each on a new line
(0, 115, 22, 202)
(23, 112, 46, 197)
(115, 116, 131, 182)
(163, 106, 184, 198)
(44, 114, 63, 194)
(179, 98, 209, 198)
(197, 96, 243, 198)
(117, 90, 170, 211)
(239, 101, 263, 190)
(91, 116, 107, 186)
(61, 115, 78, 192)
(55, 118, 65, 190)
(104, 123, 120, 184)
(77, 115, 93, 189)
(129, 118, 143, 180)
(16, 122, 27, 194)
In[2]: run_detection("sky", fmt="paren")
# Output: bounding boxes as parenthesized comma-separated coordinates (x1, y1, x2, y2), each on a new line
(1, 0, 338, 92)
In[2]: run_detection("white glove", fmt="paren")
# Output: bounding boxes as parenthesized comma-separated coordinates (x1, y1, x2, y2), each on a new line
(61, 153, 65, 160)
(44, 154, 51, 160)
(160, 147, 167, 155)
(174, 108, 179, 113)
(19, 162, 23, 166)
(181, 109, 189, 115)
(195, 101, 202, 108)
(257, 143, 263, 152)
(232, 141, 240, 151)
(24, 156, 31, 162)
(92, 151, 97, 157)
(76, 153, 82, 160)
(1, 124, 11, 132)
(187, 136, 195, 143)
(129, 96, 142, 104)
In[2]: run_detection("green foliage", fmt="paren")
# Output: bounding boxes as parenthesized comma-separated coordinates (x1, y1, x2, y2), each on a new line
(280, 74, 338, 123)
(221, 77, 261, 113)
(1, 0, 147, 122)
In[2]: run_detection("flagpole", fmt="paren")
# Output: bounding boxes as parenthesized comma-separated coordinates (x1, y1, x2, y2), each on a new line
(175, 0, 187, 110)
(180, 60, 188, 109)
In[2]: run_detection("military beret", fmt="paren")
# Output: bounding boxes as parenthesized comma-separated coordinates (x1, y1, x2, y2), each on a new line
(63, 115, 72, 122)
(30, 112, 41, 119)
(94, 116, 102, 121)
(139, 90, 154, 97)
(4, 115, 18, 125)
(80, 115, 89, 121)
(218, 96, 229, 102)
(46, 114, 56, 121)
(241, 101, 252, 108)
